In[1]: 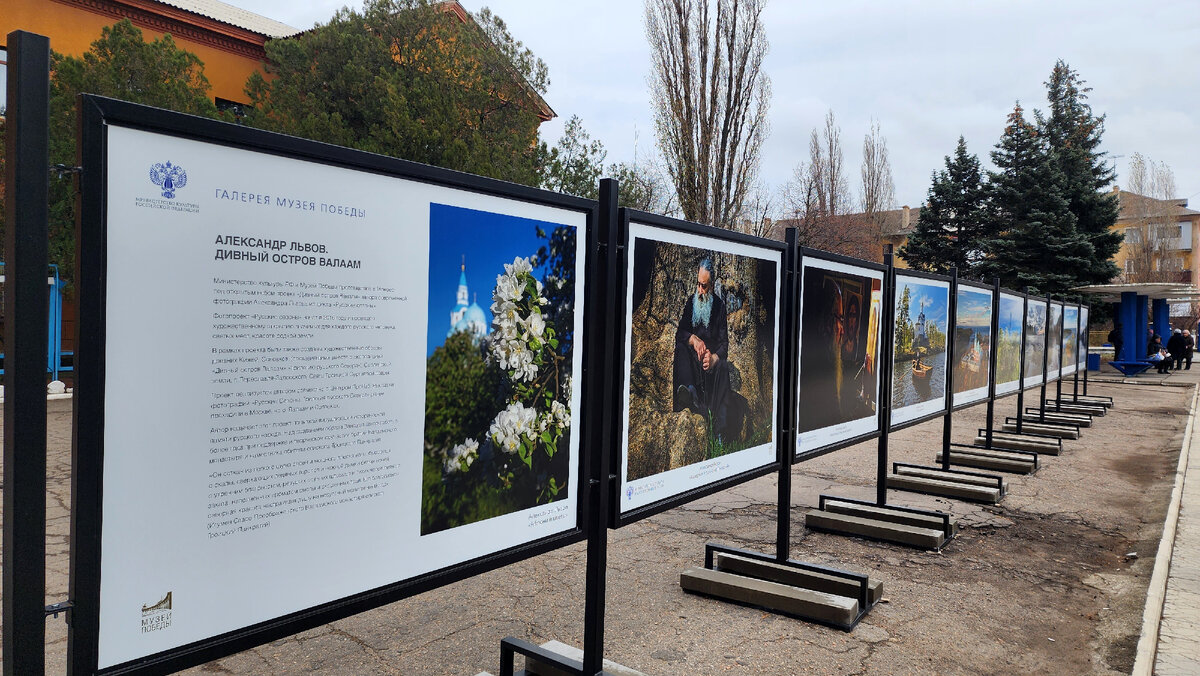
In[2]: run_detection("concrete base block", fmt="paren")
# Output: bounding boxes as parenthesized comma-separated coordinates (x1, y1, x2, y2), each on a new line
(937, 447, 1038, 474)
(1071, 395, 1114, 408)
(521, 640, 647, 676)
(1025, 410, 1092, 427)
(1002, 421, 1080, 440)
(1046, 401, 1106, 416)
(894, 465, 1007, 491)
(712, 552, 884, 605)
(681, 567, 860, 627)
(975, 432, 1061, 455)
(805, 510, 946, 549)
(886, 473, 1002, 504)
(821, 499, 956, 536)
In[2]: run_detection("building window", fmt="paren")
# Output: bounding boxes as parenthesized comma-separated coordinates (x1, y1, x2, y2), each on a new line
(1125, 227, 1143, 244)
(1, 47, 8, 116)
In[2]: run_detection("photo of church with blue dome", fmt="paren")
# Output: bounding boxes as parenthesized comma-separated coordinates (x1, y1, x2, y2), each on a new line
(423, 201, 581, 535)
(447, 259, 489, 341)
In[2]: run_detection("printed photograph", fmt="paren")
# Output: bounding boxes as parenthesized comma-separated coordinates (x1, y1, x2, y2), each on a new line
(892, 278, 949, 413)
(1079, 308, 1090, 366)
(953, 287, 993, 399)
(624, 238, 778, 482)
(996, 294, 1024, 390)
(1063, 306, 1079, 371)
(1047, 304, 1063, 377)
(797, 265, 882, 436)
(1024, 301, 1047, 382)
(421, 203, 578, 535)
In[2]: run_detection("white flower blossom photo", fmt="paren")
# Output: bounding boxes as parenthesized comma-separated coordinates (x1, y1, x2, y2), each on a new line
(422, 203, 578, 535)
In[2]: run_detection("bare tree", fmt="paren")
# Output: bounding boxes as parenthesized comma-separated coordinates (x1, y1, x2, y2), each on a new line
(777, 110, 871, 257)
(1122, 153, 1182, 283)
(646, 0, 771, 228)
(734, 181, 776, 239)
(860, 119, 896, 247)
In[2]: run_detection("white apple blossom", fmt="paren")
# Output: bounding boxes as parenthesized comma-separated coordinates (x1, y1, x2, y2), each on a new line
(489, 401, 539, 454)
(444, 438, 479, 474)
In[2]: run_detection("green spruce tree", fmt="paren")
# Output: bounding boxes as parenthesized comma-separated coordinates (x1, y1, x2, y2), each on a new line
(977, 104, 1094, 296)
(1037, 61, 1121, 284)
(899, 136, 989, 275)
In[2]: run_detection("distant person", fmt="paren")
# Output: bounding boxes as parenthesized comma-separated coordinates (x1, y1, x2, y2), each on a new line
(1108, 325, 1124, 361)
(1148, 333, 1162, 358)
(1169, 329, 1186, 370)
(1184, 330, 1195, 370)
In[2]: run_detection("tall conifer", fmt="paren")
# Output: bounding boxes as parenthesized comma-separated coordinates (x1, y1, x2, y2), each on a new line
(977, 104, 1094, 295)
(1038, 61, 1121, 283)
(900, 136, 989, 275)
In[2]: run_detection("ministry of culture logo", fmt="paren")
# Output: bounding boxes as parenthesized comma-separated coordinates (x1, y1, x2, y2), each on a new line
(141, 591, 173, 633)
(149, 161, 187, 199)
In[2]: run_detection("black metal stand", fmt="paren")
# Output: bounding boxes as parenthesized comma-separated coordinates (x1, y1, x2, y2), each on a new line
(809, 246, 957, 549)
(499, 181, 622, 676)
(688, 230, 884, 629)
(3, 30, 51, 676)
(943, 280, 1040, 474)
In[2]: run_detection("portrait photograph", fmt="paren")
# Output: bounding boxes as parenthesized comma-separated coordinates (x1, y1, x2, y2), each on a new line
(619, 222, 780, 514)
(953, 286, 993, 406)
(891, 275, 950, 425)
(796, 258, 883, 454)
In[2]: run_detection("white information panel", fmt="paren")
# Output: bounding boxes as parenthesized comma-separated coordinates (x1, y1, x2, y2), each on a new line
(98, 126, 586, 667)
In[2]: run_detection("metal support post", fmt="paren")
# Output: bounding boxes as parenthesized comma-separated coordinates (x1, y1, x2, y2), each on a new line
(940, 268, 958, 470)
(3, 30, 52, 676)
(876, 246, 896, 506)
(984, 279, 1001, 448)
(776, 231, 800, 562)
(1015, 293, 1029, 434)
(580, 178, 621, 676)
(1039, 295, 1050, 424)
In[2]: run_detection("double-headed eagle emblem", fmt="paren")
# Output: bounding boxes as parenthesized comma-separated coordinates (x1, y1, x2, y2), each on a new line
(149, 161, 188, 199)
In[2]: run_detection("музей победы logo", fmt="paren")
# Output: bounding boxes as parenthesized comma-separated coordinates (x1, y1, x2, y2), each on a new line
(149, 161, 187, 199)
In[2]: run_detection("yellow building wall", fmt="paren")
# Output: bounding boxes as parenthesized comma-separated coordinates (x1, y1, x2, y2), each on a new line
(2, 0, 265, 104)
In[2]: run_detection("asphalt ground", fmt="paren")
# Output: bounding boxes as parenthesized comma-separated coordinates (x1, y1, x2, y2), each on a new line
(3, 376, 1189, 675)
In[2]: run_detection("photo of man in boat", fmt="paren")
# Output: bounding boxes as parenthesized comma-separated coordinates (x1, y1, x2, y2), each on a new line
(891, 279, 948, 413)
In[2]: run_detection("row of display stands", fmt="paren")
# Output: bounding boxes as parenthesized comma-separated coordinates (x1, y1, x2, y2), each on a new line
(675, 252, 1109, 653)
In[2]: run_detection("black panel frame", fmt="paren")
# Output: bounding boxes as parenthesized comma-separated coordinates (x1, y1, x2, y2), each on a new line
(609, 208, 786, 528)
(991, 288, 1028, 402)
(888, 267, 954, 431)
(949, 278, 996, 412)
(70, 95, 599, 676)
(793, 246, 888, 461)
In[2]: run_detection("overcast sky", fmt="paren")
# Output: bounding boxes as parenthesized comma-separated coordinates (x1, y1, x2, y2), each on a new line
(233, 0, 1199, 211)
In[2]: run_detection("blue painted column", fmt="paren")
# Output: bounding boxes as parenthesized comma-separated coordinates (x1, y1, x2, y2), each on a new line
(1137, 294, 1150, 358)
(1153, 298, 1170, 339)
(1120, 292, 1137, 361)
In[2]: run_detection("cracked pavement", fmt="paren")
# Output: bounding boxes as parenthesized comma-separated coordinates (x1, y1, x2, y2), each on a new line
(3, 380, 1187, 674)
